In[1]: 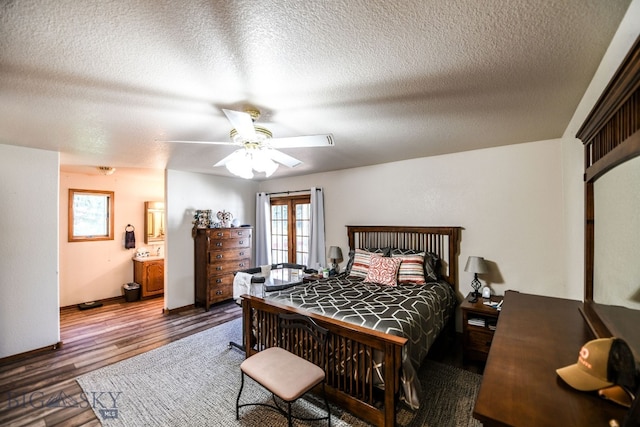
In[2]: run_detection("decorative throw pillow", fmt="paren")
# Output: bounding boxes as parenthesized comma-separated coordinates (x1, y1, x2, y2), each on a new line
(391, 253, 426, 284)
(344, 249, 356, 276)
(364, 254, 402, 286)
(349, 249, 376, 278)
(391, 248, 441, 281)
(365, 247, 392, 257)
(424, 252, 441, 281)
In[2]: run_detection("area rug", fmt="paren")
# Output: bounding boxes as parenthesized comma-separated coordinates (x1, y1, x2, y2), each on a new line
(77, 318, 481, 426)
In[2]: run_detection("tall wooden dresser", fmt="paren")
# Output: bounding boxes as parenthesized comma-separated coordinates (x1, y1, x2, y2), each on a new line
(193, 227, 253, 311)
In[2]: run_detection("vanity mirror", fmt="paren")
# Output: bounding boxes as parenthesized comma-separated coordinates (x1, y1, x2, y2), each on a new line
(578, 36, 640, 357)
(144, 201, 165, 244)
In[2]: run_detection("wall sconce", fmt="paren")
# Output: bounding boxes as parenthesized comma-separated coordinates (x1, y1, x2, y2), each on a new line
(465, 256, 488, 302)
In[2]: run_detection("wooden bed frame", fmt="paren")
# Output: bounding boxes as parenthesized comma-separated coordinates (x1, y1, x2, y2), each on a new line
(241, 225, 461, 427)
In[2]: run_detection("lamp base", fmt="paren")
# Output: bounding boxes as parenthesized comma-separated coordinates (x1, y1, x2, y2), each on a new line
(469, 274, 481, 302)
(331, 262, 340, 274)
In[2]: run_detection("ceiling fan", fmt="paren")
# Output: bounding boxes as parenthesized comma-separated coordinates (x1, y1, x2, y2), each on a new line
(170, 107, 334, 179)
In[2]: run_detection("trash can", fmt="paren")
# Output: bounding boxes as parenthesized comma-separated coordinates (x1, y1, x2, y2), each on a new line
(123, 282, 141, 302)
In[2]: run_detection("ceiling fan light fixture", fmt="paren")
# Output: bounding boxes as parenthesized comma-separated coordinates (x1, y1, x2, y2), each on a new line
(225, 150, 254, 179)
(223, 147, 281, 179)
(252, 149, 279, 177)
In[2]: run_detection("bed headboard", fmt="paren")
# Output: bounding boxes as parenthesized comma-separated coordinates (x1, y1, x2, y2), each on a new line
(346, 225, 462, 289)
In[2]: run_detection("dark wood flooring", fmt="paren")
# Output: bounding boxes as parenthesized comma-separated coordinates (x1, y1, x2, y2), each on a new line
(0, 297, 481, 426)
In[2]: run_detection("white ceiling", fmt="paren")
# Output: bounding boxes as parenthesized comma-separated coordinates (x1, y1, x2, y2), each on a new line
(0, 0, 632, 179)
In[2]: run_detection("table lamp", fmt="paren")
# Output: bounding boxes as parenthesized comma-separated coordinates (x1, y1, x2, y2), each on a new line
(328, 246, 343, 273)
(465, 256, 488, 302)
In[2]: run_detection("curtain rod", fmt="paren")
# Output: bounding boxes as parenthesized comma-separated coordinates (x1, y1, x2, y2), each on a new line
(264, 188, 321, 196)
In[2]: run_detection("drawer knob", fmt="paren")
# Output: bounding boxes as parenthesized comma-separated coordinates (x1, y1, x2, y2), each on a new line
(216, 279, 222, 283)
(216, 254, 223, 259)
(239, 240, 244, 244)
(239, 263, 245, 267)
(239, 252, 245, 256)
(217, 232, 223, 237)
(216, 242, 223, 247)
(216, 266, 222, 271)
(216, 290, 223, 295)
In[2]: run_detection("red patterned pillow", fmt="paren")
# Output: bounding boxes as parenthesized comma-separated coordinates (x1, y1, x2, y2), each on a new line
(364, 254, 402, 286)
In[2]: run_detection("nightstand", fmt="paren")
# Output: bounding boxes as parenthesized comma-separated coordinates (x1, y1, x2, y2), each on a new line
(460, 293, 503, 363)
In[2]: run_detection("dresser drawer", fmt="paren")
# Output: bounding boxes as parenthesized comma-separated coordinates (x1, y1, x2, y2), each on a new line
(207, 258, 251, 276)
(466, 329, 494, 354)
(208, 283, 232, 303)
(207, 274, 234, 287)
(208, 236, 251, 250)
(208, 248, 251, 263)
(207, 228, 252, 240)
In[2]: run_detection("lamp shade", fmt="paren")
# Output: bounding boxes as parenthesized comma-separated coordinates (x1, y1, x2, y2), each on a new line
(328, 246, 343, 261)
(464, 256, 488, 274)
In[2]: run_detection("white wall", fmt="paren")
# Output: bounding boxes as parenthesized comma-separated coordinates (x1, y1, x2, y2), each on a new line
(164, 170, 258, 310)
(258, 138, 583, 303)
(560, 137, 585, 301)
(0, 144, 60, 358)
(59, 169, 164, 306)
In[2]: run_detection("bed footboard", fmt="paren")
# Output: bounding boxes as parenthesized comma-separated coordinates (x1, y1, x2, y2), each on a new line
(242, 295, 407, 427)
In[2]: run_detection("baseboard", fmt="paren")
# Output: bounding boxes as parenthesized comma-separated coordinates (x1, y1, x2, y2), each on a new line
(163, 304, 195, 315)
(0, 341, 63, 364)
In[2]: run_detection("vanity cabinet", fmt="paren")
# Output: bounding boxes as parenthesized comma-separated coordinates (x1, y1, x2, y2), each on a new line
(193, 227, 252, 311)
(133, 258, 164, 298)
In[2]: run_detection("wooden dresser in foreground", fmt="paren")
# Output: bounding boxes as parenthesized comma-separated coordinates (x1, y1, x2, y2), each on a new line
(474, 291, 627, 426)
(193, 227, 252, 311)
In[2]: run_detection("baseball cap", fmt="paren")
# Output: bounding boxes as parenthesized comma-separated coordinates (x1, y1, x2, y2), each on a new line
(556, 337, 636, 392)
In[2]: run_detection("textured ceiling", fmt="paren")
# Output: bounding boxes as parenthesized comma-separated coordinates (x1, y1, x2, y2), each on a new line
(0, 0, 632, 179)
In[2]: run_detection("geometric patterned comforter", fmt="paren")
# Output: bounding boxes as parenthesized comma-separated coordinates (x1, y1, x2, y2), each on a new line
(265, 274, 458, 409)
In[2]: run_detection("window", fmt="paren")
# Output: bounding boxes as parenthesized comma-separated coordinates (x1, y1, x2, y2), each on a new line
(68, 189, 114, 242)
(270, 195, 310, 265)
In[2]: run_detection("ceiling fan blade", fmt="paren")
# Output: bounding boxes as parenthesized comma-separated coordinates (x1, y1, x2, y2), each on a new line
(213, 150, 242, 167)
(268, 134, 334, 149)
(163, 140, 237, 145)
(268, 149, 303, 168)
(222, 109, 257, 140)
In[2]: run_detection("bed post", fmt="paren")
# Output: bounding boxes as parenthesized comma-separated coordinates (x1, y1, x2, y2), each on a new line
(448, 227, 461, 290)
(384, 342, 402, 427)
(241, 297, 253, 357)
